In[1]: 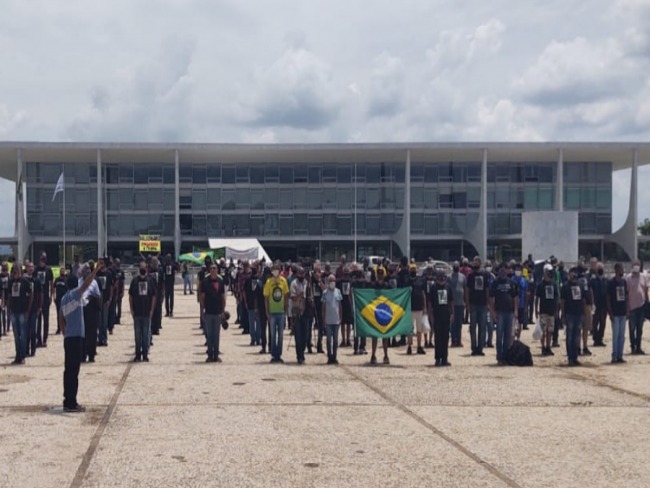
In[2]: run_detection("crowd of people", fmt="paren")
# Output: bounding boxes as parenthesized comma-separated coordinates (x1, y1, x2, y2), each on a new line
(1, 250, 648, 411)
(206, 253, 649, 368)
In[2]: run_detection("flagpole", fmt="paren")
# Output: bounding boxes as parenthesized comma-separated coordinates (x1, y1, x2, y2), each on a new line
(62, 172, 66, 267)
(354, 162, 357, 263)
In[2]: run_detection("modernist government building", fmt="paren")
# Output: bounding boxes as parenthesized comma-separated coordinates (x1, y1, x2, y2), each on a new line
(0, 142, 647, 264)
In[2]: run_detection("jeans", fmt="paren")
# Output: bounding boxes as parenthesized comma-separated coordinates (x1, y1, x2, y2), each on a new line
(183, 274, 193, 293)
(99, 305, 109, 344)
(133, 317, 150, 357)
(258, 309, 268, 349)
(326, 323, 340, 359)
(27, 312, 38, 356)
(269, 313, 285, 360)
(592, 306, 607, 344)
(165, 286, 174, 315)
(63, 336, 84, 408)
(248, 309, 260, 345)
(628, 306, 645, 352)
(11, 313, 28, 360)
(485, 310, 494, 346)
(495, 312, 513, 361)
(108, 299, 116, 333)
(611, 315, 626, 360)
(469, 304, 487, 353)
(293, 313, 310, 362)
(38, 298, 51, 344)
(565, 314, 582, 363)
(451, 305, 464, 345)
(204, 314, 222, 359)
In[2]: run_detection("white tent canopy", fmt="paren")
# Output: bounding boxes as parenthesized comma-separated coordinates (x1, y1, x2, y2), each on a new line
(207, 238, 272, 263)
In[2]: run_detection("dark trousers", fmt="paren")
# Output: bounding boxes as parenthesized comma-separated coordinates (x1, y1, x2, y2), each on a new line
(152, 294, 162, 333)
(294, 313, 310, 361)
(108, 299, 116, 332)
(527, 296, 534, 324)
(116, 294, 123, 323)
(165, 286, 174, 315)
(83, 305, 99, 360)
(553, 316, 561, 345)
(0, 305, 7, 334)
(64, 336, 84, 408)
(27, 312, 38, 356)
(38, 299, 51, 344)
(313, 298, 325, 349)
(258, 310, 268, 349)
(434, 314, 451, 361)
(238, 301, 249, 333)
(55, 301, 62, 333)
(628, 306, 645, 351)
(592, 306, 607, 344)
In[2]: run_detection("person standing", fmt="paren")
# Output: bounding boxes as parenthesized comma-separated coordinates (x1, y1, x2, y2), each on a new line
(129, 261, 156, 362)
(163, 254, 177, 317)
(429, 271, 454, 366)
(150, 257, 164, 337)
(489, 263, 519, 366)
(257, 266, 270, 354)
(625, 260, 648, 355)
(591, 262, 608, 347)
(512, 264, 528, 336)
(338, 267, 354, 348)
(449, 261, 466, 347)
(561, 267, 586, 367)
(54, 267, 67, 335)
(607, 263, 628, 364)
(182, 262, 193, 295)
(0, 262, 9, 337)
(244, 265, 262, 348)
(35, 254, 54, 347)
(311, 262, 325, 354)
(577, 263, 595, 356)
(95, 258, 113, 346)
(467, 257, 489, 357)
(81, 262, 102, 363)
(25, 262, 43, 357)
(7, 263, 32, 364)
(59, 261, 100, 412)
(534, 266, 559, 356)
(113, 259, 125, 325)
(200, 263, 226, 363)
(290, 267, 310, 364)
(263, 264, 289, 364)
(406, 263, 427, 355)
(321, 274, 342, 364)
(369, 267, 392, 365)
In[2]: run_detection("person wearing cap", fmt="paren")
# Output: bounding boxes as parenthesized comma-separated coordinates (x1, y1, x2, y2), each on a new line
(449, 261, 466, 348)
(489, 263, 519, 365)
(59, 259, 100, 412)
(467, 257, 489, 357)
(625, 260, 648, 355)
(369, 267, 392, 365)
(264, 264, 289, 363)
(321, 274, 343, 364)
(607, 263, 628, 363)
(561, 267, 586, 366)
(407, 263, 427, 355)
(535, 265, 559, 356)
(428, 270, 454, 366)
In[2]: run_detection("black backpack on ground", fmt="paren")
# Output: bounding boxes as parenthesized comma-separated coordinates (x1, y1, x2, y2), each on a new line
(506, 339, 534, 366)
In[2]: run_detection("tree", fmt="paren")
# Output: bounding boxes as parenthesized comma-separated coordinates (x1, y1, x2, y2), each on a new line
(639, 219, 650, 236)
(639, 220, 650, 262)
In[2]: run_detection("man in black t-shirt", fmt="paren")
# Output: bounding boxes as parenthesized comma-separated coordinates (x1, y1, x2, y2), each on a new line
(310, 262, 325, 354)
(466, 257, 490, 356)
(149, 258, 164, 336)
(369, 268, 392, 365)
(200, 263, 226, 362)
(407, 264, 427, 355)
(26, 261, 43, 356)
(428, 272, 454, 367)
(561, 267, 586, 366)
(129, 261, 156, 362)
(243, 266, 263, 348)
(337, 268, 354, 349)
(489, 263, 519, 365)
(351, 269, 368, 355)
(95, 258, 113, 346)
(35, 255, 54, 347)
(607, 263, 628, 364)
(112, 259, 126, 325)
(0, 262, 9, 336)
(54, 267, 68, 335)
(163, 254, 177, 317)
(534, 267, 559, 356)
(7, 263, 32, 364)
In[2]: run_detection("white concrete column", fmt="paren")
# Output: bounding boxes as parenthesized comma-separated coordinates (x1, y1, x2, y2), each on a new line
(480, 148, 488, 259)
(630, 147, 639, 259)
(16, 149, 27, 261)
(97, 149, 104, 257)
(404, 149, 411, 258)
(556, 148, 564, 212)
(174, 149, 181, 258)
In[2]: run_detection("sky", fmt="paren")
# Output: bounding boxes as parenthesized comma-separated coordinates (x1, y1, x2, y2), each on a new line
(0, 0, 649, 236)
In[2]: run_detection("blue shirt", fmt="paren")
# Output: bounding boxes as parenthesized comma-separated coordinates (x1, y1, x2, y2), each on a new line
(512, 276, 527, 306)
(322, 287, 342, 324)
(61, 288, 85, 338)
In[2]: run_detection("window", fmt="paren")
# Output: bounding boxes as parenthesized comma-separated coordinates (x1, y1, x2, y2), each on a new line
(355, 188, 365, 209)
(411, 163, 424, 182)
(366, 215, 380, 234)
(337, 165, 352, 184)
(193, 189, 207, 210)
(294, 166, 308, 183)
(279, 189, 292, 210)
(294, 214, 308, 234)
(538, 164, 554, 183)
(565, 188, 581, 209)
(193, 165, 207, 184)
(119, 164, 133, 184)
(149, 165, 163, 183)
(180, 215, 192, 236)
(250, 166, 264, 184)
(309, 189, 322, 210)
(424, 188, 438, 209)
(308, 166, 321, 184)
(581, 187, 595, 208)
(323, 188, 336, 209)
(207, 189, 221, 210)
(596, 163, 611, 183)
(265, 165, 279, 183)
(222, 189, 236, 210)
(538, 188, 554, 209)
(179, 189, 192, 210)
(207, 215, 221, 234)
(337, 215, 352, 235)
(250, 189, 264, 210)
(452, 164, 465, 183)
(279, 166, 293, 184)
(236, 166, 248, 184)
(265, 188, 278, 209)
(322, 165, 336, 183)
(134, 165, 148, 184)
(337, 189, 351, 210)
(366, 164, 380, 183)
(264, 214, 279, 234)
(134, 190, 148, 211)
(235, 188, 250, 209)
(453, 191, 467, 209)
(411, 186, 424, 208)
(380, 187, 395, 209)
(294, 188, 308, 209)
(163, 165, 175, 184)
(595, 188, 611, 209)
(280, 215, 293, 235)
(222, 165, 236, 184)
(439, 192, 453, 209)
(366, 188, 380, 210)
(163, 190, 175, 211)
(250, 215, 264, 235)
(411, 212, 424, 233)
(524, 188, 538, 210)
(424, 165, 438, 183)
(565, 164, 581, 183)
(119, 188, 133, 210)
(309, 215, 321, 235)
(597, 213, 611, 234)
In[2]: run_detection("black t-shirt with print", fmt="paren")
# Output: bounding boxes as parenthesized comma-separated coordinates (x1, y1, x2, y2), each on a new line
(244, 275, 263, 311)
(54, 276, 68, 305)
(8, 277, 32, 314)
(607, 277, 628, 317)
(129, 275, 156, 317)
(0, 272, 9, 301)
(535, 281, 559, 316)
(27, 276, 43, 312)
(35, 265, 54, 299)
(467, 271, 489, 306)
(201, 276, 225, 315)
(163, 263, 177, 287)
(577, 274, 593, 306)
(409, 276, 426, 312)
(561, 280, 586, 316)
(428, 282, 454, 318)
(337, 278, 353, 312)
(96, 269, 113, 302)
(490, 277, 518, 313)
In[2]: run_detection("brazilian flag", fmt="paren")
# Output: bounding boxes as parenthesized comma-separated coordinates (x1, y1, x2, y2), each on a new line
(353, 288, 412, 339)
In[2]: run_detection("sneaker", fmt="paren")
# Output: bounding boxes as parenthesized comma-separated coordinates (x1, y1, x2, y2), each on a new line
(333, 359, 339, 365)
(406, 346, 412, 355)
(297, 359, 305, 365)
(370, 355, 377, 365)
(259, 348, 266, 354)
(434, 359, 441, 367)
(143, 356, 149, 362)
(552, 342, 560, 348)
(548, 348, 555, 356)
(416, 347, 426, 355)
(582, 348, 592, 356)
(346, 341, 352, 347)
(353, 350, 360, 355)
(133, 356, 141, 363)
(383, 355, 390, 365)
(64, 404, 86, 413)
(441, 360, 451, 367)
(617, 358, 627, 363)
(360, 348, 368, 355)
(215, 357, 222, 363)
(206, 357, 213, 363)
(638, 349, 646, 355)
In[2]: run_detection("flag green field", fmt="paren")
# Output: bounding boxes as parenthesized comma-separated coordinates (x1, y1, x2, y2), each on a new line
(353, 287, 412, 339)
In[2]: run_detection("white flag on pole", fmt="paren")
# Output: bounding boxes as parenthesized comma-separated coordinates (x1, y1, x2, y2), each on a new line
(52, 172, 64, 202)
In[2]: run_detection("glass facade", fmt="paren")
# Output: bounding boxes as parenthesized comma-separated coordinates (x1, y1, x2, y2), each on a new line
(23, 156, 615, 258)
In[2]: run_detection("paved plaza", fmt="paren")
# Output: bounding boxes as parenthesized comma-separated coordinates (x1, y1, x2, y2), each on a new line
(1, 287, 650, 488)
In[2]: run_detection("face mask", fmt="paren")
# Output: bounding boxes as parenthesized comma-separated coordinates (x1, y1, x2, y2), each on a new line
(515, 271, 522, 277)
(298, 276, 305, 282)
(597, 269, 604, 276)
(485, 267, 492, 273)
(139, 269, 147, 276)
(633, 265, 641, 273)
(272, 270, 279, 278)
(328, 282, 336, 290)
